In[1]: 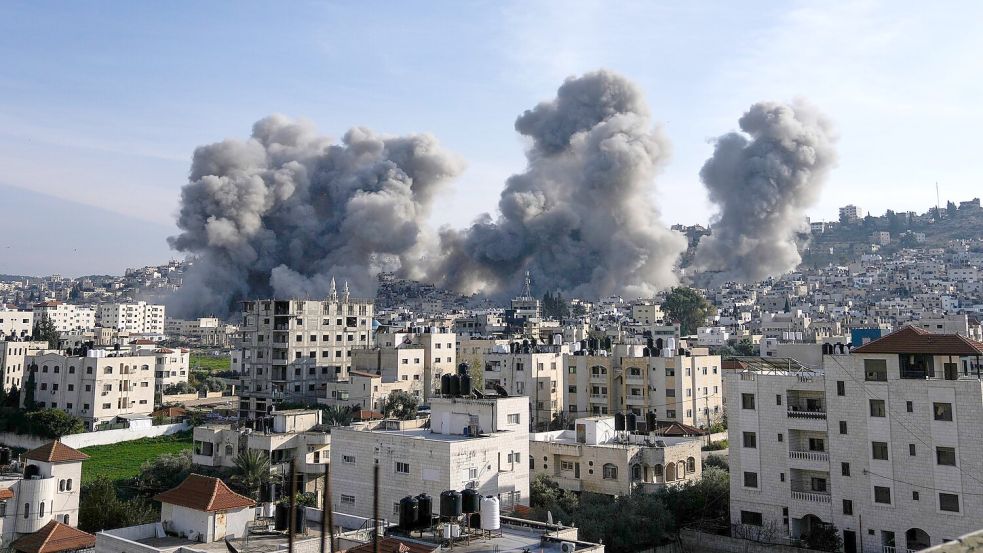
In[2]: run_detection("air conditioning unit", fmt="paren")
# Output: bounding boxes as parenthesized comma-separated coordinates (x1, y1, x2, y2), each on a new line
(561, 543, 576, 553)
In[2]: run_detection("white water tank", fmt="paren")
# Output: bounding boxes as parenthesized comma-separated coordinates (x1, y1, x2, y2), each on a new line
(479, 496, 500, 530)
(451, 524, 461, 538)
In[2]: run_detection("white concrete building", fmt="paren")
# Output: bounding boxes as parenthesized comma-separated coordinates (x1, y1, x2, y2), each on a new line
(696, 326, 730, 348)
(727, 327, 983, 552)
(33, 302, 95, 333)
(483, 349, 566, 429)
(0, 341, 49, 392)
(330, 395, 530, 519)
(530, 416, 702, 496)
(96, 302, 165, 335)
(154, 474, 255, 542)
(0, 307, 33, 340)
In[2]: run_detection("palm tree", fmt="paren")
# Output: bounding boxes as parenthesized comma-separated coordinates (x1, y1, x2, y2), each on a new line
(233, 449, 272, 500)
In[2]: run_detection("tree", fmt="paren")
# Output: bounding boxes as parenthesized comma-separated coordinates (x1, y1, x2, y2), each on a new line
(31, 313, 59, 348)
(656, 466, 730, 533)
(530, 474, 579, 523)
(541, 292, 570, 320)
(382, 390, 419, 420)
(163, 382, 195, 395)
(25, 408, 85, 438)
(133, 450, 193, 497)
(79, 477, 158, 532)
(662, 287, 715, 336)
(232, 449, 272, 501)
(322, 405, 355, 426)
(197, 377, 225, 393)
(947, 200, 957, 216)
(572, 303, 587, 317)
(703, 454, 729, 472)
(734, 337, 757, 356)
(802, 523, 843, 552)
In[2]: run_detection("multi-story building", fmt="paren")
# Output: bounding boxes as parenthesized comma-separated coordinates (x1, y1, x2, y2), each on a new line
(237, 294, 375, 421)
(727, 327, 983, 552)
(0, 441, 88, 543)
(0, 341, 49, 391)
(371, 327, 457, 400)
(33, 302, 96, 332)
(129, 345, 190, 394)
(23, 351, 157, 430)
(530, 416, 702, 496)
(95, 302, 165, 335)
(330, 395, 530, 519)
(0, 307, 33, 340)
(840, 205, 862, 224)
(164, 317, 238, 348)
(483, 348, 566, 429)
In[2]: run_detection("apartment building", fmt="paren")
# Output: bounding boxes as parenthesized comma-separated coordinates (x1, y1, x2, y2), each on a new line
(530, 416, 702, 496)
(0, 341, 49, 391)
(372, 327, 457, 400)
(564, 347, 724, 428)
(483, 348, 566, 429)
(0, 441, 88, 543)
(164, 317, 238, 348)
(727, 327, 983, 553)
(33, 302, 96, 332)
(133, 345, 190, 394)
(0, 307, 33, 339)
(631, 302, 664, 325)
(23, 351, 156, 430)
(237, 295, 374, 420)
(330, 395, 530, 519)
(96, 302, 165, 335)
(192, 409, 330, 503)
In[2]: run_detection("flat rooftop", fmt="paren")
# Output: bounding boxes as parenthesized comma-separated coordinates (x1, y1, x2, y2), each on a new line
(342, 427, 505, 443)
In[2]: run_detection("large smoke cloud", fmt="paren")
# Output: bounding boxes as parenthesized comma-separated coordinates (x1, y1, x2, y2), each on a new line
(434, 70, 687, 298)
(167, 115, 464, 317)
(692, 101, 836, 282)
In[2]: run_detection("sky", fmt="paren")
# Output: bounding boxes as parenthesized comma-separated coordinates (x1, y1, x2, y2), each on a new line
(1, 0, 981, 277)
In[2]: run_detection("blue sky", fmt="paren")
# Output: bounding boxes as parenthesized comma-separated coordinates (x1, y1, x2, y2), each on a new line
(2, 0, 982, 276)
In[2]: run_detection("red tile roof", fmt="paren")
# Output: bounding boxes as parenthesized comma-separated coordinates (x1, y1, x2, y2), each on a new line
(853, 325, 983, 355)
(24, 441, 89, 464)
(653, 421, 706, 437)
(11, 520, 96, 553)
(153, 474, 255, 512)
(0, 487, 13, 500)
(346, 537, 437, 553)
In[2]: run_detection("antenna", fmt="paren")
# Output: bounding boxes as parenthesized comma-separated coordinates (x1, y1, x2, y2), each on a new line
(936, 182, 940, 215)
(522, 271, 532, 299)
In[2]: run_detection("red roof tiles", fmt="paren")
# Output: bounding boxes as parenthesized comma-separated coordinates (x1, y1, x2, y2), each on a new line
(23, 442, 89, 464)
(853, 325, 983, 355)
(0, 487, 13, 500)
(11, 521, 96, 553)
(153, 474, 255, 512)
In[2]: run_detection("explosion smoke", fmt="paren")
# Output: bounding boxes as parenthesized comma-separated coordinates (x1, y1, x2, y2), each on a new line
(692, 100, 837, 282)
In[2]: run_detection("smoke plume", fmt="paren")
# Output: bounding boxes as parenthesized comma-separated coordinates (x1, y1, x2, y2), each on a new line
(692, 101, 836, 282)
(167, 115, 464, 317)
(434, 70, 687, 298)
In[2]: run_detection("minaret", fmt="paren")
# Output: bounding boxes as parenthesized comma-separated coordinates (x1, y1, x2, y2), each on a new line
(329, 277, 338, 301)
(343, 281, 350, 302)
(522, 270, 532, 299)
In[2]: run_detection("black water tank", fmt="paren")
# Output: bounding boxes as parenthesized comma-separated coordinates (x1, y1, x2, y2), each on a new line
(399, 496, 419, 529)
(626, 412, 637, 432)
(441, 374, 452, 396)
(448, 374, 460, 396)
(614, 412, 626, 431)
(642, 347, 650, 356)
(462, 488, 481, 513)
(274, 503, 289, 530)
(294, 506, 307, 533)
(440, 490, 462, 518)
(646, 411, 657, 431)
(416, 493, 433, 529)
(458, 363, 469, 376)
(460, 373, 472, 396)
(0, 448, 9, 466)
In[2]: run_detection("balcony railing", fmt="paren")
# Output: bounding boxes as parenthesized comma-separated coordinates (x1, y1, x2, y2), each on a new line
(881, 547, 916, 553)
(789, 450, 829, 462)
(791, 490, 831, 503)
(787, 407, 826, 419)
(589, 394, 608, 400)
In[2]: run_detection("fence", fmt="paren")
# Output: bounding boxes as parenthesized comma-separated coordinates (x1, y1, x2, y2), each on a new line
(0, 422, 189, 450)
(675, 529, 816, 553)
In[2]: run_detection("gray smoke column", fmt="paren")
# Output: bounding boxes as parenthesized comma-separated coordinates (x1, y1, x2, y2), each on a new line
(435, 70, 687, 298)
(692, 100, 836, 282)
(167, 115, 464, 317)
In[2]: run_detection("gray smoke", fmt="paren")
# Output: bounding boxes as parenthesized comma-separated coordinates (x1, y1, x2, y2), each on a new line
(167, 115, 464, 317)
(692, 101, 836, 282)
(434, 70, 687, 298)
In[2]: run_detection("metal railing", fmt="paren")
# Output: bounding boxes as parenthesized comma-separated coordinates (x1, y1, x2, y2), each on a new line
(791, 490, 831, 503)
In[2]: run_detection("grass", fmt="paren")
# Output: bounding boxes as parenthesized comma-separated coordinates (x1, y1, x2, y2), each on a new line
(190, 354, 230, 372)
(79, 431, 193, 484)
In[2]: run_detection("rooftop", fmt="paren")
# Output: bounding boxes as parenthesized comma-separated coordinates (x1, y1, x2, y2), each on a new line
(12, 520, 96, 553)
(153, 474, 255, 512)
(24, 441, 89, 464)
(853, 325, 983, 355)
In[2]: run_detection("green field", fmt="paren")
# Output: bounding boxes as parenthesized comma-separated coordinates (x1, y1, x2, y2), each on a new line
(79, 432, 193, 484)
(190, 354, 231, 372)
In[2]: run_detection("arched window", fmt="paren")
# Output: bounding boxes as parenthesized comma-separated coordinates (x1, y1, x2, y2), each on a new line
(686, 457, 696, 473)
(666, 463, 677, 481)
(66, 479, 73, 491)
(24, 503, 29, 518)
(64, 514, 70, 524)
(39, 501, 45, 517)
(631, 464, 642, 481)
(225, 445, 233, 456)
(654, 464, 664, 482)
(59, 479, 65, 492)
(602, 463, 618, 480)
(677, 461, 686, 476)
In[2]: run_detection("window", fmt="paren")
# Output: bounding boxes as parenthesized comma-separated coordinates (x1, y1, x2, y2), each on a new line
(841, 462, 850, 476)
(39, 501, 45, 517)
(340, 494, 356, 507)
(507, 414, 520, 424)
(872, 442, 889, 460)
(811, 477, 827, 493)
(24, 503, 29, 518)
(780, 473, 785, 482)
(602, 464, 618, 480)
(839, 421, 848, 434)
(934, 402, 953, 421)
(776, 394, 782, 405)
(395, 461, 410, 474)
(741, 393, 755, 410)
(910, 444, 917, 456)
(777, 433, 783, 442)
(808, 438, 825, 451)
(742, 432, 756, 448)
(936, 447, 956, 466)
(67, 479, 72, 491)
(343, 455, 356, 464)
(864, 359, 887, 381)
(743, 471, 758, 488)
(59, 479, 66, 492)
(843, 499, 853, 515)
(665, 389, 675, 397)
(913, 491, 919, 501)
(874, 486, 891, 504)
(740, 511, 763, 526)
(906, 401, 913, 413)
(940, 493, 960, 512)
(869, 399, 886, 417)
(836, 380, 845, 396)
(560, 460, 574, 471)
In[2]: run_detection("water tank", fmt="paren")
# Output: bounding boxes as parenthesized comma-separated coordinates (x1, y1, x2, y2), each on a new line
(274, 503, 289, 531)
(440, 490, 462, 518)
(459, 374, 472, 396)
(458, 363, 469, 376)
(479, 496, 500, 530)
(448, 375, 460, 397)
(626, 412, 637, 431)
(642, 347, 650, 357)
(294, 506, 307, 533)
(440, 374, 452, 396)
(462, 488, 481, 514)
(451, 524, 461, 538)
(0, 447, 10, 466)
(416, 494, 433, 529)
(399, 496, 419, 530)
(442, 523, 452, 539)
(646, 411, 657, 431)
(614, 412, 625, 431)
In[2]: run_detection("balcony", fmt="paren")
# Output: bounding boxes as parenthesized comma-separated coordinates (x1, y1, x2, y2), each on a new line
(589, 394, 608, 402)
(789, 450, 829, 462)
(590, 373, 608, 382)
(552, 475, 583, 492)
(787, 407, 826, 419)
(791, 490, 831, 503)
